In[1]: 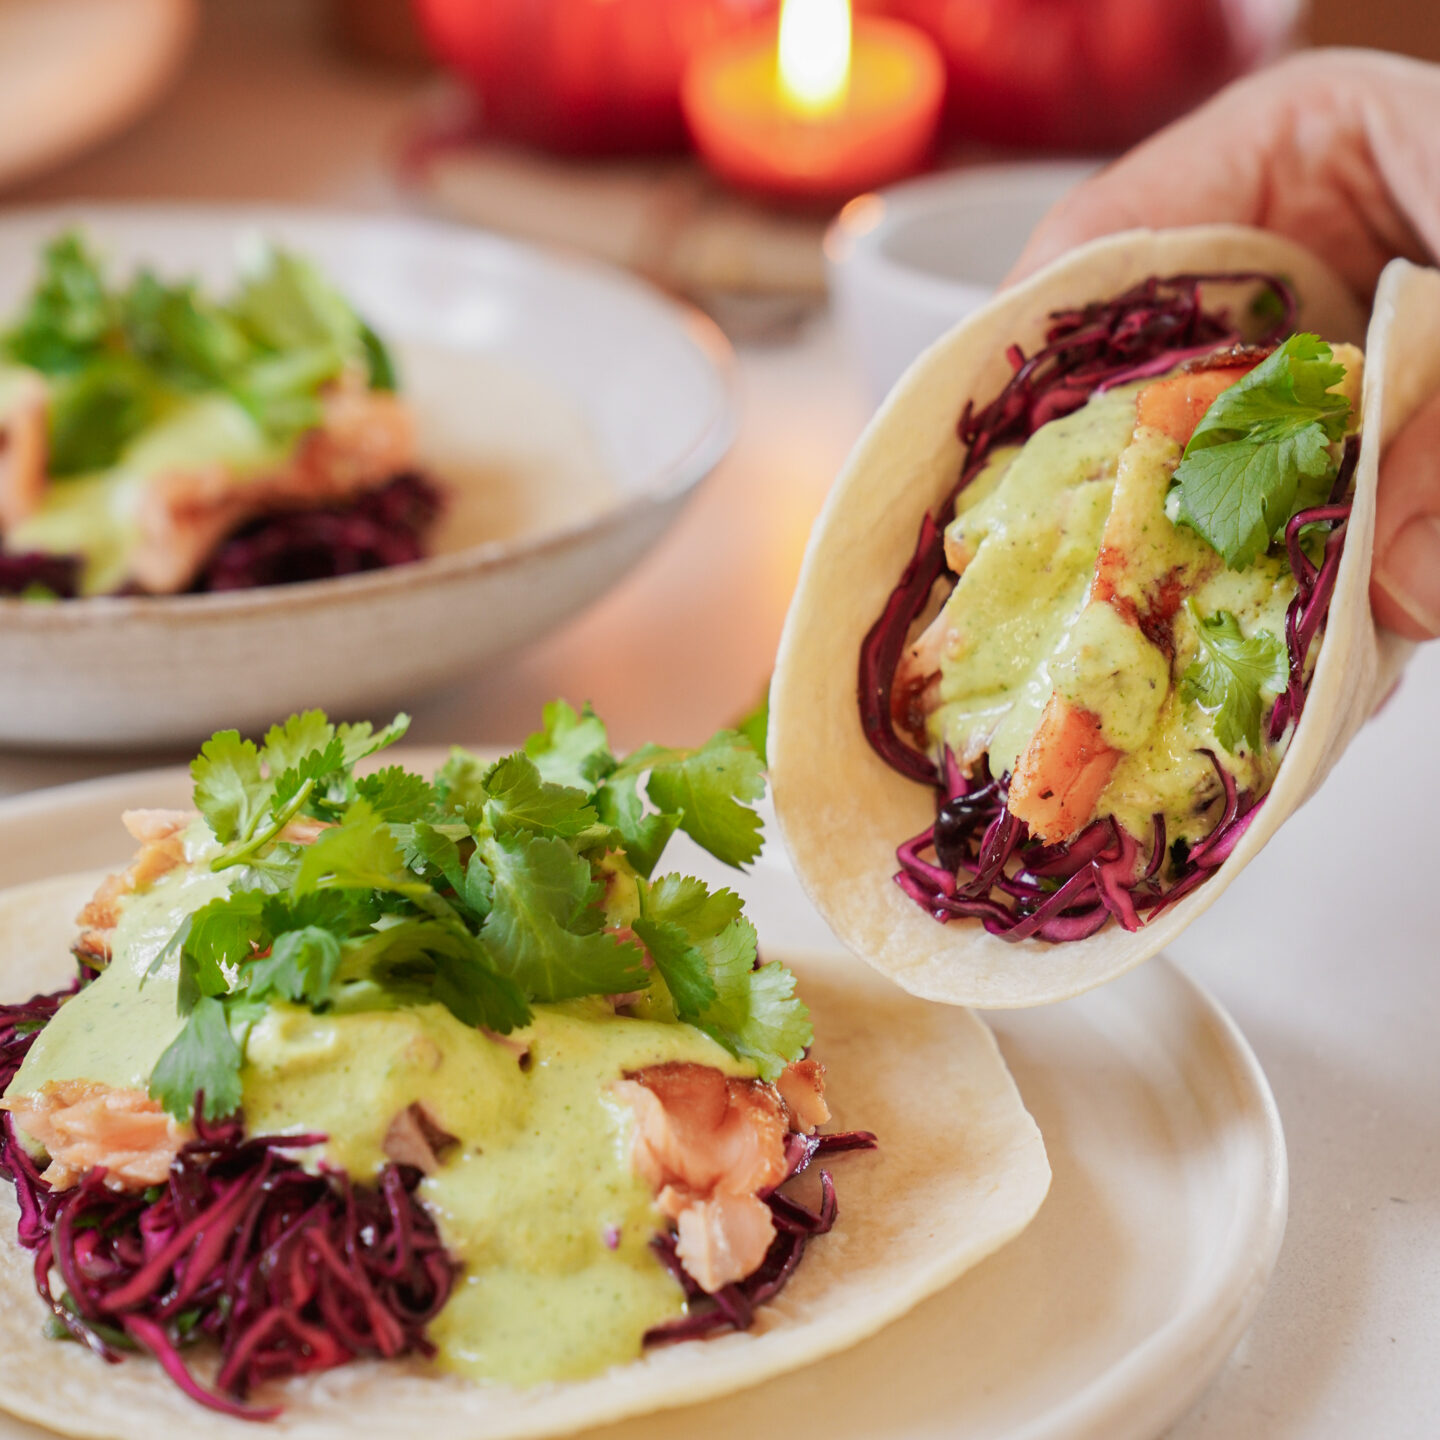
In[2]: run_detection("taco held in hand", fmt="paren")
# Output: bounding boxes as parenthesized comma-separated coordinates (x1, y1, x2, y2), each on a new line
(773, 227, 1434, 1007)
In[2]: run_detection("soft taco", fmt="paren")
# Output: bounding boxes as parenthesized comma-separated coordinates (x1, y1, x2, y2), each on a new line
(0, 705, 1047, 1436)
(772, 226, 1438, 1008)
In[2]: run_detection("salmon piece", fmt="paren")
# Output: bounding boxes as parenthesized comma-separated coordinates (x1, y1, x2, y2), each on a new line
(777, 1058, 830, 1134)
(891, 614, 948, 746)
(279, 815, 334, 846)
(673, 1191, 779, 1298)
(1007, 694, 1120, 845)
(121, 808, 192, 845)
(1, 1080, 190, 1191)
(615, 1062, 791, 1294)
(75, 810, 196, 962)
(129, 378, 416, 594)
(1135, 365, 1252, 446)
(382, 1102, 458, 1175)
(0, 375, 48, 531)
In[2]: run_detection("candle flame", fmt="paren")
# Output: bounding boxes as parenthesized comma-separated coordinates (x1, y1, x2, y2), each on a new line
(777, 0, 851, 117)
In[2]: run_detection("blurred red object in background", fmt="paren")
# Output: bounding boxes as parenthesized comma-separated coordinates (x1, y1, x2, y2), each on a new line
(413, 0, 777, 154)
(879, 0, 1299, 151)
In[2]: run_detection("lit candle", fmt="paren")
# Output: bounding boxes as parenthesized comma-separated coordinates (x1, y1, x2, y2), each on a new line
(681, 0, 945, 201)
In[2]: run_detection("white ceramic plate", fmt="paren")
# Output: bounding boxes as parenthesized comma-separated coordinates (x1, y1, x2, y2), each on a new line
(0, 0, 196, 191)
(0, 207, 735, 749)
(0, 761, 1285, 1440)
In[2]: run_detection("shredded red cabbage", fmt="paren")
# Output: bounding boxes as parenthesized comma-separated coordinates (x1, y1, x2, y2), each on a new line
(642, 1128, 877, 1346)
(860, 273, 1354, 943)
(0, 985, 458, 1420)
(1, 473, 440, 600)
(193, 472, 443, 593)
(0, 552, 82, 599)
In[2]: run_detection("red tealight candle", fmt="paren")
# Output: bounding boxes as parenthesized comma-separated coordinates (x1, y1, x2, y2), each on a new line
(681, 0, 945, 201)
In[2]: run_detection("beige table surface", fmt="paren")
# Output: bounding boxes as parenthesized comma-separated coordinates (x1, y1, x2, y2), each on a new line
(4, 5, 1440, 1440)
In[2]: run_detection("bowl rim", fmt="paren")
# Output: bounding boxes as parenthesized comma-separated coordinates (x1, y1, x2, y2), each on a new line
(823, 159, 1102, 303)
(0, 200, 738, 629)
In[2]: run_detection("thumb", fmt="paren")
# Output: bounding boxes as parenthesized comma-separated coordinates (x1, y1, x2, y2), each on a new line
(1372, 386, 1440, 640)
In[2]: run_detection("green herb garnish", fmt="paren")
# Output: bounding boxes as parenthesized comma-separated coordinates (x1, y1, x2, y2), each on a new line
(1173, 334, 1352, 570)
(1, 230, 397, 477)
(149, 701, 805, 1120)
(1178, 601, 1289, 755)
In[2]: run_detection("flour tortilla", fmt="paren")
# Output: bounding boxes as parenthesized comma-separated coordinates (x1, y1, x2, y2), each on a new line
(0, 870, 1049, 1439)
(772, 226, 1433, 1009)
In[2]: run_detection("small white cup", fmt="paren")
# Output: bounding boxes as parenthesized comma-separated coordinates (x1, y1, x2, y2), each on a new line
(825, 161, 1099, 403)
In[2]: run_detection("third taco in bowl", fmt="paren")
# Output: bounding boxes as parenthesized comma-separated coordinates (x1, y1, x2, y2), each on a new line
(772, 225, 1437, 1009)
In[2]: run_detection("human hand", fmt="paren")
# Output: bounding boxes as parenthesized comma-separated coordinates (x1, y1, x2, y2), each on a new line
(1007, 48, 1440, 640)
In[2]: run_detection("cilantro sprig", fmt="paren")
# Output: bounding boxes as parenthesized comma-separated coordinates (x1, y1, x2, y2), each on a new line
(149, 701, 801, 1120)
(1178, 601, 1289, 755)
(1173, 334, 1352, 570)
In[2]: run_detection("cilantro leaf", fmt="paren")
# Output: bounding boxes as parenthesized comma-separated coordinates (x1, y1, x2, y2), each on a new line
(434, 747, 490, 813)
(175, 892, 269, 1006)
(707, 957, 812, 1081)
(192, 731, 268, 845)
(480, 832, 646, 1000)
(736, 689, 769, 768)
(231, 245, 364, 358)
(246, 926, 342, 1005)
(261, 710, 337, 776)
(632, 874, 736, 1018)
(121, 269, 252, 390)
(404, 822, 492, 917)
(524, 700, 614, 792)
(622, 731, 765, 868)
(402, 821, 468, 890)
(335, 714, 410, 767)
(631, 871, 808, 1078)
(1175, 334, 1352, 569)
(1179, 602, 1289, 754)
(294, 800, 412, 895)
(347, 918, 529, 1032)
(356, 766, 434, 823)
(595, 772, 679, 879)
(149, 996, 244, 1121)
(4, 232, 112, 373)
(483, 753, 600, 838)
(359, 320, 397, 392)
(47, 358, 159, 475)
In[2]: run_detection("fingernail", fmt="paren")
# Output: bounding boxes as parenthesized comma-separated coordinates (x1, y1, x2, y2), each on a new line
(1375, 513, 1440, 636)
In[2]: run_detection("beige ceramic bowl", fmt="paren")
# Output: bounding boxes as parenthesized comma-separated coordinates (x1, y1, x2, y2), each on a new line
(0, 206, 735, 748)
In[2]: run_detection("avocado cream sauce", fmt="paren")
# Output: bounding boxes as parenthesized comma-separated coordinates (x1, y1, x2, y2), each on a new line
(7, 842, 750, 1384)
(2, 370, 287, 595)
(929, 387, 1141, 777)
(930, 382, 1296, 845)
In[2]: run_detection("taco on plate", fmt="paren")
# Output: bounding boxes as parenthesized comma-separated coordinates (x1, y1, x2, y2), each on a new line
(0, 705, 1048, 1435)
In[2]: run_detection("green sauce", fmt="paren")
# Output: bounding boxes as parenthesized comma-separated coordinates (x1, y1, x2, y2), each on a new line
(929, 387, 1140, 776)
(929, 383, 1297, 842)
(7, 844, 749, 1384)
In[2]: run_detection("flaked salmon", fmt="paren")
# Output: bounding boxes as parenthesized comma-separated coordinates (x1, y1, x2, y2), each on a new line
(0, 1079, 190, 1191)
(615, 1059, 828, 1294)
(75, 809, 194, 964)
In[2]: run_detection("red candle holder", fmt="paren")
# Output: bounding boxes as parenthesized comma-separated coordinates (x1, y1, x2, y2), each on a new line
(682, 12, 945, 202)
